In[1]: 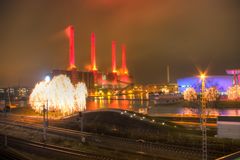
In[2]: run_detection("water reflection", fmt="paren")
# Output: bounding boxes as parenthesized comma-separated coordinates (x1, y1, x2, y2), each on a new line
(86, 95, 240, 117)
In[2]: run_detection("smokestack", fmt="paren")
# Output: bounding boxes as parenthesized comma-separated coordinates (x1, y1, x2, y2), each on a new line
(66, 25, 76, 70)
(121, 44, 128, 74)
(91, 32, 97, 71)
(167, 65, 170, 83)
(112, 41, 117, 73)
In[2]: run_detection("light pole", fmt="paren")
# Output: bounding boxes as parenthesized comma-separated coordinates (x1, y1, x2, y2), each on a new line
(79, 111, 86, 143)
(200, 74, 207, 160)
(79, 111, 83, 132)
(42, 100, 49, 142)
(43, 103, 47, 142)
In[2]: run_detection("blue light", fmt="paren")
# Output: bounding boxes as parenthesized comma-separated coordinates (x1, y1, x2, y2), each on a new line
(177, 75, 233, 93)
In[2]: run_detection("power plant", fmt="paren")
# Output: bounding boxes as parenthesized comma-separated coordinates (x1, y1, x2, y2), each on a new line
(50, 25, 132, 91)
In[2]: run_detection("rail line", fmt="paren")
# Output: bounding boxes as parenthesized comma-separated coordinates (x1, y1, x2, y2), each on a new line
(0, 119, 223, 160)
(0, 134, 117, 160)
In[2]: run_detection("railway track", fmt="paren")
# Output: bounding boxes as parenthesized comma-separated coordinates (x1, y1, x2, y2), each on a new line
(0, 119, 223, 160)
(0, 148, 31, 160)
(0, 134, 117, 160)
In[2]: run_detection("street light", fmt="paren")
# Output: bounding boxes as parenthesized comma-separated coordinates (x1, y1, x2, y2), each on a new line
(200, 73, 207, 160)
(45, 75, 51, 83)
(200, 74, 206, 80)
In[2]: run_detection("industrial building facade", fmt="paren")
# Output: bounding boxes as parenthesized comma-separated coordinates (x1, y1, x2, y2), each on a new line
(50, 25, 132, 91)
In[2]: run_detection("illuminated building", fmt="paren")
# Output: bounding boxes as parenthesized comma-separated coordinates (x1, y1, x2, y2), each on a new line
(177, 76, 232, 94)
(0, 87, 32, 101)
(49, 25, 132, 91)
(145, 83, 179, 94)
(178, 69, 240, 94)
(0, 87, 30, 99)
(226, 69, 240, 85)
(51, 69, 94, 89)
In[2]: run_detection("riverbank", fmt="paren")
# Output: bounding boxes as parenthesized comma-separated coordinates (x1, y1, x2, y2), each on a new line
(54, 110, 240, 158)
(182, 100, 240, 108)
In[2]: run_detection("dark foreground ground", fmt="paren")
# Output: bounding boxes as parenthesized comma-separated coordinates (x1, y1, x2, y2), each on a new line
(53, 110, 240, 156)
(2, 107, 240, 159)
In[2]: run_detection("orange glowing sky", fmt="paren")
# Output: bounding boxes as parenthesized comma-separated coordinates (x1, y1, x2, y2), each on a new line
(0, 0, 239, 86)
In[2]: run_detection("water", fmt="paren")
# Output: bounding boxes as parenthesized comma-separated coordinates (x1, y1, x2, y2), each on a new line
(86, 95, 240, 117)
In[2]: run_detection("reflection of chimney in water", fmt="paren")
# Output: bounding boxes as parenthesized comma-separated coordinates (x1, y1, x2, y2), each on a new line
(91, 32, 97, 71)
(65, 25, 76, 70)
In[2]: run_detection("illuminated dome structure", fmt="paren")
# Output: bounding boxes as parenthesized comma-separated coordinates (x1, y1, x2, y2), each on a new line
(177, 76, 232, 94)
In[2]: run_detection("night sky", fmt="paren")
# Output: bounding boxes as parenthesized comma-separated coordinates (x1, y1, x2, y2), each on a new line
(0, 0, 239, 87)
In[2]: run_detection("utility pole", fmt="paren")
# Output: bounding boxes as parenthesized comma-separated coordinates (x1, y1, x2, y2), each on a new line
(43, 103, 48, 142)
(201, 74, 207, 160)
(79, 112, 83, 132)
(79, 111, 86, 143)
(46, 101, 49, 127)
(43, 76, 50, 142)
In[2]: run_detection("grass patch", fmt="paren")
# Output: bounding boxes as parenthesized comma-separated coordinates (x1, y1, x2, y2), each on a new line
(10, 106, 40, 116)
(55, 110, 240, 157)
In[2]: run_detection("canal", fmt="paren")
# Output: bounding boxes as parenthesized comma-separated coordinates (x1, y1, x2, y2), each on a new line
(86, 95, 240, 117)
